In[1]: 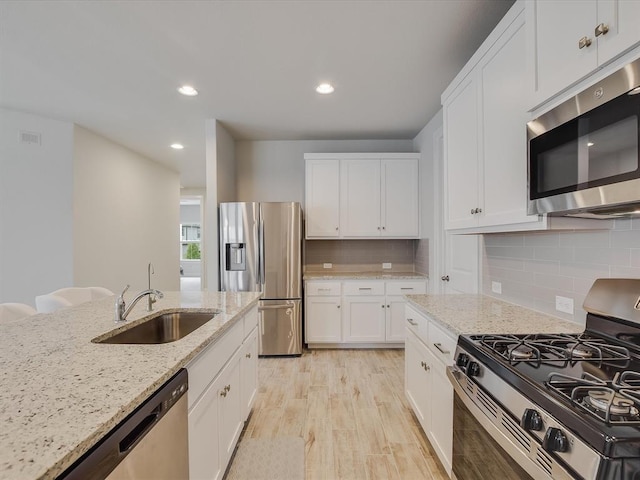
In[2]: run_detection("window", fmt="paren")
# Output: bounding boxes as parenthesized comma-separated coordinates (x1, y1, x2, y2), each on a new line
(180, 223, 201, 260)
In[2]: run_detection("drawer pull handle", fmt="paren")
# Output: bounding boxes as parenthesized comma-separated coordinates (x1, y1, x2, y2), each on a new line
(318, 288, 331, 292)
(407, 318, 418, 326)
(359, 287, 372, 290)
(433, 343, 450, 355)
(400, 288, 414, 291)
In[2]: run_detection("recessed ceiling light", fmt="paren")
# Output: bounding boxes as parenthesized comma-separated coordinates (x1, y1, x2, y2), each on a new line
(178, 85, 198, 96)
(170, 143, 184, 150)
(316, 83, 335, 94)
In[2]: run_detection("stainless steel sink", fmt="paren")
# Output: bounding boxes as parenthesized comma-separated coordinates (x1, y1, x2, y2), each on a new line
(95, 311, 217, 344)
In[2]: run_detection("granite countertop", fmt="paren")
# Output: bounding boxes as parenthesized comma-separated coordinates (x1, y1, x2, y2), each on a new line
(304, 271, 428, 280)
(0, 291, 261, 480)
(405, 294, 583, 336)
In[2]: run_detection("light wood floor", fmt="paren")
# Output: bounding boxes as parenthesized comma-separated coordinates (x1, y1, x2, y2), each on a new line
(238, 349, 449, 480)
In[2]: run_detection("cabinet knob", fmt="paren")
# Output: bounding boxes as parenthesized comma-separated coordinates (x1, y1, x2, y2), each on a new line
(578, 36, 592, 49)
(470, 208, 475, 215)
(387, 304, 390, 308)
(382, 226, 386, 230)
(246, 353, 251, 358)
(337, 305, 340, 309)
(441, 275, 450, 282)
(476, 207, 482, 213)
(377, 226, 381, 230)
(335, 227, 339, 231)
(220, 390, 227, 397)
(381, 304, 385, 309)
(595, 23, 609, 37)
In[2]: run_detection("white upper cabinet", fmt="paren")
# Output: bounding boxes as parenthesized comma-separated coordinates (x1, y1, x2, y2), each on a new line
(443, 4, 540, 232)
(305, 153, 420, 239)
(530, 0, 640, 108)
(340, 159, 382, 237)
(305, 159, 340, 238)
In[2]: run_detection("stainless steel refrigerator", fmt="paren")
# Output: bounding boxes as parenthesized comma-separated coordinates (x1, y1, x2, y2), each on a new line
(219, 202, 302, 356)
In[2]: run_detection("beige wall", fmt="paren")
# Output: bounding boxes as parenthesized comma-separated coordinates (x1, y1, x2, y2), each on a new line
(73, 126, 180, 294)
(0, 108, 74, 305)
(235, 139, 415, 204)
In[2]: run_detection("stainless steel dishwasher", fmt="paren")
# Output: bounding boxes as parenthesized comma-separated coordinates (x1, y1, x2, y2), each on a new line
(59, 369, 189, 479)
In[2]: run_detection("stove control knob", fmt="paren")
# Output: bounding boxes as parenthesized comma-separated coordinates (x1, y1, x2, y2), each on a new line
(521, 408, 543, 431)
(456, 353, 469, 368)
(543, 427, 568, 453)
(467, 361, 481, 377)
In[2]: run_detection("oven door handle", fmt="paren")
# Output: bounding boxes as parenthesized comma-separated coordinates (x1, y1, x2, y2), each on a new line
(446, 367, 574, 480)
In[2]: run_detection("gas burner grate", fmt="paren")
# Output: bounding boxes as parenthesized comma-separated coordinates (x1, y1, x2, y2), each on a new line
(547, 372, 640, 425)
(476, 333, 630, 367)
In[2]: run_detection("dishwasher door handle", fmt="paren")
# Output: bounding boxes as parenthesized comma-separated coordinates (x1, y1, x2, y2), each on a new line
(118, 406, 160, 454)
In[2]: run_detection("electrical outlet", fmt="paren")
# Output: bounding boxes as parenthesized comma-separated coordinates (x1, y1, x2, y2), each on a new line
(323, 263, 332, 269)
(491, 281, 502, 294)
(382, 263, 392, 269)
(555, 295, 574, 314)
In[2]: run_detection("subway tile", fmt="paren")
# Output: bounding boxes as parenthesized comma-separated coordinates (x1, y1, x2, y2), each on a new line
(534, 246, 574, 262)
(534, 273, 574, 291)
(524, 233, 559, 247)
(486, 256, 525, 271)
(574, 277, 597, 295)
(631, 249, 640, 268)
(632, 218, 640, 230)
(558, 230, 610, 248)
(609, 265, 640, 278)
(610, 229, 640, 248)
(523, 259, 559, 275)
(573, 247, 630, 266)
(614, 218, 633, 231)
(486, 245, 535, 259)
(558, 262, 609, 279)
(483, 233, 525, 247)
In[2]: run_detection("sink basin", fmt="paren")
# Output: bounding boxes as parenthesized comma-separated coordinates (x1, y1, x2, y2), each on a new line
(95, 312, 217, 344)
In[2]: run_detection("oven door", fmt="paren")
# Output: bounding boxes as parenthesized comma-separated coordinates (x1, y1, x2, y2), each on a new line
(447, 367, 575, 480)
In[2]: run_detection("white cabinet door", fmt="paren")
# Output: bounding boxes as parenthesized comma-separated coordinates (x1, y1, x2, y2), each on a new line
(189, 377, 222, 480)
(597, 0, 640, 65)
(430, 364, 454, 474)
(533, 0, 597, 105)
(381, 158, 419, 237)
(342, 295, 386, 342)
(305, 296, 342, 343)
(385, 294, 407, 342)
(340, 159, 381, 237)
(404, 330, 431, 431)
(445, 75, 480, 230)
(481, 14, 538, 227)
(218, 351, 243, 471)
(240, 327, 258, 419)
(305, 159, 340, 238)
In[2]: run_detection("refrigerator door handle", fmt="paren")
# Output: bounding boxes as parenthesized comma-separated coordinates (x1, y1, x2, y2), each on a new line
(258, 304, 293, 311)
(258, 211, 265, 286)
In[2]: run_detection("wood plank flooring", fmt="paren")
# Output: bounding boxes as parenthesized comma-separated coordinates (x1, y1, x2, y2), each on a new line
(236, 349, 449, 480)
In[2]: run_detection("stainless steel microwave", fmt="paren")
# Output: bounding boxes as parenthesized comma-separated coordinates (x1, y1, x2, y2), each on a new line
(527, 57, 640, 218)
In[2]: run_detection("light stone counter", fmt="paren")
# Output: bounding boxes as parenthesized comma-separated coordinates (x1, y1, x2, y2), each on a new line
(405, 294, 583, 336)
(0, 291, 261, 480)
(304, 271, 428, 280)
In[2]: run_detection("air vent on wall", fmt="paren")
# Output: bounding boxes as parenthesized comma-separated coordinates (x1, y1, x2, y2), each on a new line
(19, 130, 41, 146)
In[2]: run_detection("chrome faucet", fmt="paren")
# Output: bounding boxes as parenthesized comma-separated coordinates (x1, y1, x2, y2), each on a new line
(115, 284, 164, 323)
(147, 262, 156, 312)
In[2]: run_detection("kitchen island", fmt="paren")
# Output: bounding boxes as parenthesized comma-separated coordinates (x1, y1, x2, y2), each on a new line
(0, 290, 261, 480)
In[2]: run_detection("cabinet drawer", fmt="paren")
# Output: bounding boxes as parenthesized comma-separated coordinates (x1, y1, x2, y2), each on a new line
(343, 281, 385, 296)
(427, 320, 457, 365)
(405, 305, 428, 341)
(306, 282, 341, 296)
(385, 281, 427, 295)
(187, 319, 244, 410)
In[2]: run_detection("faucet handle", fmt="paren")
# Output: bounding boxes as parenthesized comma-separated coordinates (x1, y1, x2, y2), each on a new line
(119, 284, 130, 299)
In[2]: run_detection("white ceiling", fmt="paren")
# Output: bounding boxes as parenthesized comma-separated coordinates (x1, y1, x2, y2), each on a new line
(0, 0, 514, 188)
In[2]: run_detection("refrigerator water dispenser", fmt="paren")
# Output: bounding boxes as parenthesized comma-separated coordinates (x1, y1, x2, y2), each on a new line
(225, 243, 246, 271)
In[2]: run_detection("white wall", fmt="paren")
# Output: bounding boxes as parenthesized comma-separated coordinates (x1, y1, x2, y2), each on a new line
(412, 109, 443, 289)
(204, 120, 218, 291)
(235, 139, 415, 203)
(0, 108, 74, 305)
(73, 126, 180, 294)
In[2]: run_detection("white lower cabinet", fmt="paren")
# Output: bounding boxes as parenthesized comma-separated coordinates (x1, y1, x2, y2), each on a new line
(405, 304, 455, 475)
(187, 305, 259, 480)
(305, 279, 427, 347)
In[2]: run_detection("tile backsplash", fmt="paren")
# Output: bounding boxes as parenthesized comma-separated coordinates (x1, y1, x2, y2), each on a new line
(304, 239, 415, 273)
(482, 218, 640, 325)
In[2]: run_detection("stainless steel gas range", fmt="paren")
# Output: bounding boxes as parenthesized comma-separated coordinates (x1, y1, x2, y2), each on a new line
(448, 279, 640, 480)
